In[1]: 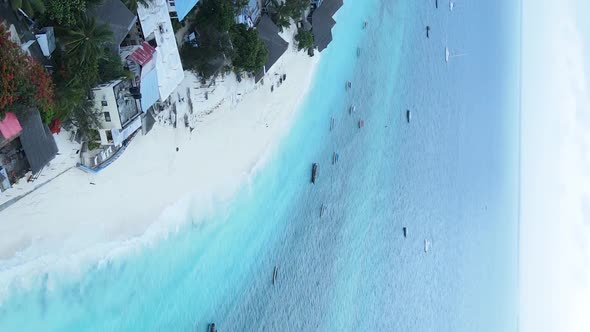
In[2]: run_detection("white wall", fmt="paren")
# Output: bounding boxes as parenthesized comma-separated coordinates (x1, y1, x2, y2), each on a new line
(92, 80, 123, 130)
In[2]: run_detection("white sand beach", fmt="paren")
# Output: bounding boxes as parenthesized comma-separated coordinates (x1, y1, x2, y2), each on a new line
(0, 26, 320, 294)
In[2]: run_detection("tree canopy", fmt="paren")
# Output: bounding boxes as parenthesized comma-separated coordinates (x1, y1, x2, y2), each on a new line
(0, 25, 55, 121)
(195, 0, 236, 32)
(44, 0, 100, 27)
(230, 24, 268, 73)
(295, 29, 314, 51)
(9, 0, 45, 17)
(269, 0, 310, 31)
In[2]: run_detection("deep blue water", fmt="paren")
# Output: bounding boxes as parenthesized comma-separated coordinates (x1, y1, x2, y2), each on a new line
(0, 0, 521, 331)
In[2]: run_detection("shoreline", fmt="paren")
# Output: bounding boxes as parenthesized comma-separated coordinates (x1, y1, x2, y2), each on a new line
(0, 25, 321, 297)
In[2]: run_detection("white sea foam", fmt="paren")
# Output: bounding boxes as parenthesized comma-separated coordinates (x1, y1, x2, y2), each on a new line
(0, 24, 321, 302)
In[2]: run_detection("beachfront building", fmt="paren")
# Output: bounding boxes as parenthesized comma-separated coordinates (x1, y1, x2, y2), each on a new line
(236, 0, 262, 28)
(310, 0, 343, 51)
(255, 15, 289, 82)
(135, 0, 185, 109)
(0, 111, 58, 191)
(166, 0, 200, 21)
(91, 79, 143, 147)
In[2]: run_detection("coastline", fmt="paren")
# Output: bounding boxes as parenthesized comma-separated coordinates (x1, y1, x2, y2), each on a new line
(0, 25, 320, 296)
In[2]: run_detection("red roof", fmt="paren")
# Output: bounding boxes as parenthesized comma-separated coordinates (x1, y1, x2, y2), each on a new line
(128, 42, 157, 67)
(0, 112, 23, 140)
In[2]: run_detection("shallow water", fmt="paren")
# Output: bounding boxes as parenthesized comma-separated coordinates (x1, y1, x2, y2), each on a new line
(0, 0, 522, 330)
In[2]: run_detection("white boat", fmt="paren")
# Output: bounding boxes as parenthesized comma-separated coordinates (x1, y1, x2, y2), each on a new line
(320, 204, 328, 218)
(424, 239, 431, 253)
(445, 47, 467, 63)
(449, 1, 454, 11)
(349, 105, 356, 114)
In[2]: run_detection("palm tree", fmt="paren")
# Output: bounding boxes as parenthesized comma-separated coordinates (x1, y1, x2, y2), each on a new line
(58, 16, 113, 66)
(122, 0, 152, 11)
(269, 0, 291, 31)
(9, 0, 45, 17)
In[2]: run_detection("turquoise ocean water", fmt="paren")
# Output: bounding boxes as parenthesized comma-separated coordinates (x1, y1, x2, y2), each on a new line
(0, 0, 522, 330)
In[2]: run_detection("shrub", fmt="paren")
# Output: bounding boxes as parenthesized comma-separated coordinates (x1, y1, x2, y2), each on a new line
(295, 29, 314, 50)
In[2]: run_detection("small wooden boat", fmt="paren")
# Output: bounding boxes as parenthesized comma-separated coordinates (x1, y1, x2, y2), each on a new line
(330, 117, 335, 131)
(358, 120, 364, 128)
(349, 105, 356, 114)
(406, 109, 411, 123)
(357, 47, 361, 57)
(346, 81, 352, 90)
(363, 21, 368, 29)
(209, 323, 216, 332)
(403, 227, 407, 238)
(273, 266, 278, 285)
(311, 163, 318, 184)
(332, 152, 339, 165)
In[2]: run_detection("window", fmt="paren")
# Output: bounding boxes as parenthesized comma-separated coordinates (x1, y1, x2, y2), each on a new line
(104, 112, 111, 122)
(105, 130, 113, 143)
(101, 100, 108, 106)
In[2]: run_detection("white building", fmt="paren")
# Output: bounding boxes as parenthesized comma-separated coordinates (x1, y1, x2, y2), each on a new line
(92, 79, 142, 146)
(137, 0, 185, 108)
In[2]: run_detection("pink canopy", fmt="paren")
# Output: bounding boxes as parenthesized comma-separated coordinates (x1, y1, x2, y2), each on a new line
(0, 112, 23, 140)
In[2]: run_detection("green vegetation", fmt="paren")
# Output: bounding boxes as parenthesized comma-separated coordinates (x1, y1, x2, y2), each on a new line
(9, 0, 45, 17)
(268, 0, 310, 31)
(195, 0, 236, 32)
(181, 0, 269, 79)
(52, 16, 117, 142)
(58, 16, 113, 66)
(122, 0, 151, 11)
(295, 29, 314, 50)
(230, 24, 268, 73)
(44, 0, 100, 27)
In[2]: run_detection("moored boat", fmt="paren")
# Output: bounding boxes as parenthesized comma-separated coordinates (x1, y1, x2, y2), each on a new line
(311, 163, 318, 184)
(209, 323, 216, 332)
(273, 266, 278, 285)
(332, 152, 339, 165)
(358, 119, 364, 128)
